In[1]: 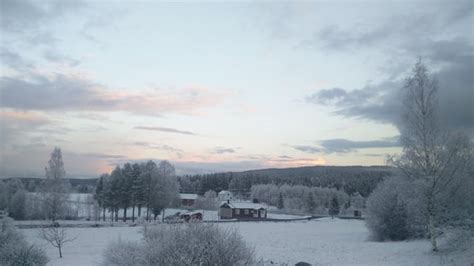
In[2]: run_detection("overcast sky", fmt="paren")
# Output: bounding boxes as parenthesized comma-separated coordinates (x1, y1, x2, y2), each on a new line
(1, 0, 473, 177)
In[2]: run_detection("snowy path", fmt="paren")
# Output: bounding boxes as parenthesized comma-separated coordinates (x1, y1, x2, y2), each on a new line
(22, 218, 472, 265)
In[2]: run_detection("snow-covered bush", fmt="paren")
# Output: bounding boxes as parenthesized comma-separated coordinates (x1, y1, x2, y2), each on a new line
(0, 217, 48, 265)
(366, 178, 426, 241)
(103, 223, 255, 265)
(102, 239, 144, 266)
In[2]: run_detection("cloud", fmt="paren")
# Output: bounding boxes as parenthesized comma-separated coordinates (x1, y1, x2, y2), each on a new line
(306, 39, 474, 133)
(292, 145, 323, 154)
(0, 0, 85, 33)
(302, 3, 473, 52)
(134, 126, 196, 135)
(0, 73, 232, 116)
(43, 50, 81, 67)
(0, 110, 52, 144)
(212, 147, 236, 154)
(133, 142, 184, 153)
(0, 49, 34, 71)
(293, 136, 400, 154)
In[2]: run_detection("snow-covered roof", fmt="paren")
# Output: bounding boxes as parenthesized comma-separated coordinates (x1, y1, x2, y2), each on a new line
(180, 193, 198, 200)
(182, 210, 202, 216)
(218, 190, 232, 195)
(221, 202, 267, 210)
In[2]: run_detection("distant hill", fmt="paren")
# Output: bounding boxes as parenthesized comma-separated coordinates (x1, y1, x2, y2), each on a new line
(180, 165, 395, 197)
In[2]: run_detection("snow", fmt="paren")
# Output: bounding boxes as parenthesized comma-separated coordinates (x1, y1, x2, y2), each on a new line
(21, 218, 473, 266)
(222, 202, 267, 209)
(179, 193, 198, 200)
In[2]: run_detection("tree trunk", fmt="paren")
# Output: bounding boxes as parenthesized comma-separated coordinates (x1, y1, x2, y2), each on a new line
(102, 207, 106, 221)
(161, 209, 165, 223)
(114, 208, 118, 222)
(428, 210, 438, 251)
(138, 205, 141, 217)
(123, 208, 127, 222)
(132, 206, 135, 222)
(58, 244, 62, 258)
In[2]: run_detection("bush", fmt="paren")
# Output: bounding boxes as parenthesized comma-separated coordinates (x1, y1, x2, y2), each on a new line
(103, 223, 255, 265)
(0, 217, 48, 265)
(366, 178, 426, 241)
(103, 239, 144, 266)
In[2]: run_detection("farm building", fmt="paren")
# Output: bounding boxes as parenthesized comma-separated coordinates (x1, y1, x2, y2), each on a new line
(180, 193, 198, 207)
(219, 201, 267, 220)
(218, 190, 233, 202)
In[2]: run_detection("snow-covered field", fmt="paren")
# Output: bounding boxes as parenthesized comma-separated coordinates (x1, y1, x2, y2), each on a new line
(22, 218, 472, 266)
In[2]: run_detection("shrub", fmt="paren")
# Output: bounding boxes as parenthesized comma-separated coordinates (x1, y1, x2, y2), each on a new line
(0, 217, 48, 265)
(103, 223, 255, 265)
(366, 178, 426, 241)
(102, 239, 144, 266)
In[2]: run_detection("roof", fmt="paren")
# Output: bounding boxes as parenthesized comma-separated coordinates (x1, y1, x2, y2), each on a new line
(218, 190, 232, 195)
(220, 202, 267, 210)
(179, 193, 198, 200)
(182, 210, 202, 216)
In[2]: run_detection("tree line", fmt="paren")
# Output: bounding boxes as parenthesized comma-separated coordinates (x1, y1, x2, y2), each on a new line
(179, 166, 392, 199)
(94, 160, 180, 222)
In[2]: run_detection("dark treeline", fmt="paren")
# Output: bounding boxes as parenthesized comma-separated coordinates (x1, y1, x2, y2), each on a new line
(94, 160, 179, 222)
(179, 165, 394, 198)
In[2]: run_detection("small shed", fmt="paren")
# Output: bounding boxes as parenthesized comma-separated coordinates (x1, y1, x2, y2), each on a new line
(219, 202, 267, 220)
(180, 193, 198, 207)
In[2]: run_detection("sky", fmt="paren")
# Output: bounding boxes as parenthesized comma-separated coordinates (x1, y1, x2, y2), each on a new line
(0, 0, 473, 177)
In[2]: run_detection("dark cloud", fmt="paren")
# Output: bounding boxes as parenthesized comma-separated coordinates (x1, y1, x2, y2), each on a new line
(306, 40, 474, 133)
(134, 126, 196, 136)
(293, 136, 400, 154)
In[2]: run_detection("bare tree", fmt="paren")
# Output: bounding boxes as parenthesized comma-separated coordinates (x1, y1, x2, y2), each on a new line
(40, 225, 76, 258)
(394, 60, 473, 251)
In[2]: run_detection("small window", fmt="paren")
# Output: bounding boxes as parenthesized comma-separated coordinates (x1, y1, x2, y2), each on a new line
(235, 209, 240, 215)
(244, 209, 249, 215)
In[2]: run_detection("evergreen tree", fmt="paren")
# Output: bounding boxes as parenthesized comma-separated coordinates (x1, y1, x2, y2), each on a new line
(329, 197, 340, 218)
(277, 193, 284, 209)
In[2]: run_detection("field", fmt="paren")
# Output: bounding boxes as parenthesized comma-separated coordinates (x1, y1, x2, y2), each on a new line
(21, 218, 472, 266)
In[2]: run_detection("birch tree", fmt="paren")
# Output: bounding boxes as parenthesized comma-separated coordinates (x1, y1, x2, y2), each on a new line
(395, 60, 473, 251)
(42, 147, 68, 222)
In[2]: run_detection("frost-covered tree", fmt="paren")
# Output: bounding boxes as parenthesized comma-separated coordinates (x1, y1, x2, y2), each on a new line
(150, 161, 180, 221)
(393, 60, 473, 251)
(9, 189, 27, 220)
(305, 192, 316, 214)
(1, 217, 48, 265)
(195, 190, 218, 210)
(42, 147, 68, 221)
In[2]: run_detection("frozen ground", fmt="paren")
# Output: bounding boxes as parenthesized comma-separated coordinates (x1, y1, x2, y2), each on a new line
(22, 218, 473, 266)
